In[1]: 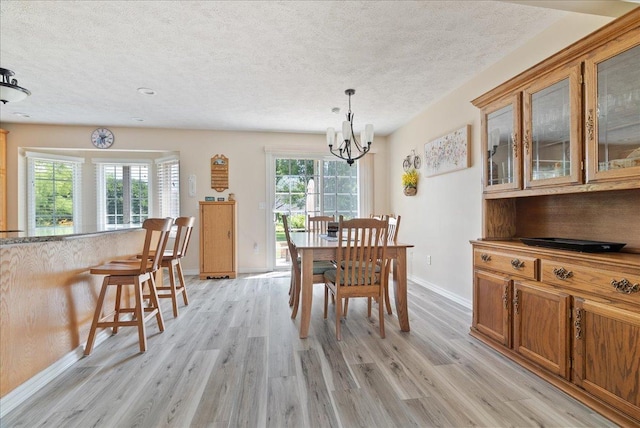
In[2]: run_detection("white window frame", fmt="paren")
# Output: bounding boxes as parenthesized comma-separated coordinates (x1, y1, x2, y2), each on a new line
(155, 155, 180, 219)
(93, 158, 153, 229)
(26, 151, 84, 234)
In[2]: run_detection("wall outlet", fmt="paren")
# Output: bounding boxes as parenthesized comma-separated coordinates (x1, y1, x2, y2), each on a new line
(253, 242, 259, 254)
(427, 255, 432, 265)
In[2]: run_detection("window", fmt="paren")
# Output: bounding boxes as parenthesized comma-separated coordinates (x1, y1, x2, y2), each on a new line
(97, 163, 150, 227)
(27, 153, 83, 235)
(275, 157, 359, 224)
(156, 157, 180, 218)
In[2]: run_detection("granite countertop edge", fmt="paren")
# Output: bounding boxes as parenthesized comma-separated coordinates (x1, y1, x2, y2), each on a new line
(0, 227, 144, 246)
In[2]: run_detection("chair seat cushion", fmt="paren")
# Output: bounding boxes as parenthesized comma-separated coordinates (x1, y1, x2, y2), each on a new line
(296, 259, 335, 275)
(324, 268, 379, 285)
(340, 260, 382, 273)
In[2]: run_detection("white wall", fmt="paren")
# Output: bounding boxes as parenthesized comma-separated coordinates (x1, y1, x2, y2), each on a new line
(2, 124, 389, 274)
(387, 13, 614, 307)
(2, 11, 619, 305)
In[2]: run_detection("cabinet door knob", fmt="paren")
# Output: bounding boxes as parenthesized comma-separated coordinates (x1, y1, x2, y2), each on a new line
(553, 267, 573, 280)
(511, 258, 525, 269)
(480, 253, 491, 262)
(586, 109, 594, 142)
(228, 230, 231, 239)
(611, 278, 639, 294)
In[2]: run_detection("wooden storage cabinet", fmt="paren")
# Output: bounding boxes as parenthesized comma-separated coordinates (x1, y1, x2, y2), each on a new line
(573, 299, 640, 421)
(199, 201, 237, 279)
(584, 27, 640, 184)
(474, 11, 640, 198)
(512, 281, 570, 379)
(0, 129, 7, 231)
(471, 241, 640, 425)
(472, 270, 512, 347)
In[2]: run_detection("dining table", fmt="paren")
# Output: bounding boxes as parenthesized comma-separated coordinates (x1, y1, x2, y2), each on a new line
(289, 231, 414, 339)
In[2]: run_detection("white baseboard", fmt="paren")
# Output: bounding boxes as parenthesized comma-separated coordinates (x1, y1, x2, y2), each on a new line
(0, 328, 113, 418)
(409, 275, 472, 310)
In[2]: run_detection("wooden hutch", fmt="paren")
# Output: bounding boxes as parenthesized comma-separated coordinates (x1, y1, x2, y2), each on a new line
(470, 9, 640, 426)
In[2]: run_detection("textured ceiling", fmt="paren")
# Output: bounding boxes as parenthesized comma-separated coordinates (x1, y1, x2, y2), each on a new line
(0, 1, 633, 135)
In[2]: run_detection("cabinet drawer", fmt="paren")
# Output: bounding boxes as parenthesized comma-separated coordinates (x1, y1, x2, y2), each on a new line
(541, 260, 640, 305)
(474, 249, 538, 280)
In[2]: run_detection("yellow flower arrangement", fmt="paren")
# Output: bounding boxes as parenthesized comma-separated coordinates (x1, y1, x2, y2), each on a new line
(402, 168, 419, 187)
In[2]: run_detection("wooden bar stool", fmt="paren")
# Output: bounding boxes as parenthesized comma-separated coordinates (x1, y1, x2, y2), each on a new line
(155, 216, 195, 317)
(84, 217, 173, 355)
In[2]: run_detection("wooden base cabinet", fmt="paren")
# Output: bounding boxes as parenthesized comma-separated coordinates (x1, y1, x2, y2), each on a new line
(199, 201, 237, 279)
(472, 270, 511, 347)
(471, 241, 640, 426)
(513, 281, 570, 379)
(573, 299, 640, 422)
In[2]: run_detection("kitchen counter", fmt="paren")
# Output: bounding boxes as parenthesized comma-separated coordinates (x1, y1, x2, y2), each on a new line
(0, 224, 142, 245)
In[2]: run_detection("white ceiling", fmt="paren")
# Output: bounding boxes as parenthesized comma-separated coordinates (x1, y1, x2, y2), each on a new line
(0, 1, 635, 136)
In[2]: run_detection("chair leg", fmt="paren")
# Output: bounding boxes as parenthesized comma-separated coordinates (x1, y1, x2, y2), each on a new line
(176, 260, 189, 306)
(288, 265, 295, 306)
(384, 281, 393, 315)
(324, 284, 329, 319)
(84, 276, 110, 356)
(113, 283, 123, 334)
(343, 298, 349, 318)
(335, 289, 342, 341)
(147, 274, 165, 332)
(167, 264, 179, 317)
(379, 288, 385, 339)
(290, 270, 301, 319)
(367, 297, 372, 317)
(133, 277, 147, 352)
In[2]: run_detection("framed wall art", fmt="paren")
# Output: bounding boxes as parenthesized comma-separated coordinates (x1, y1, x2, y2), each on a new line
(424, 125, 471, 177)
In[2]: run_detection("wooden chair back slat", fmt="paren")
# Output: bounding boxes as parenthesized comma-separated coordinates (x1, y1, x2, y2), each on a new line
(307, 215, 335, 234)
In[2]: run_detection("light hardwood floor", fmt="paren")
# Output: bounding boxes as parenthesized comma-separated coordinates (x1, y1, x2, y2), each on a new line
(2, 273, 616, 427)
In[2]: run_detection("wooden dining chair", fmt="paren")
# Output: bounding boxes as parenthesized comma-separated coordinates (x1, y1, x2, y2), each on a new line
(283, 215, 335, 319)
(307, 215, 335, 234)
(323, 216, 390, 340)
(84, 217, 173, 355)
(382, 215, 401, 314)
(154, 216, 196, 317)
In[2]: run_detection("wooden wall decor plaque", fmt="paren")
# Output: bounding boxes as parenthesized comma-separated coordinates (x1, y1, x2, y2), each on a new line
(210, 154, 229, 192)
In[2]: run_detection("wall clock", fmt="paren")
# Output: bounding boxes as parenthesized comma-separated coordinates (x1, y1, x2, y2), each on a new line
(91, 128, 115, 149)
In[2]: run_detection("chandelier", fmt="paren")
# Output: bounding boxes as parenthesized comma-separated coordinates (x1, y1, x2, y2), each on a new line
(0, 68, 31, 104)
(326, 89, 373, 166)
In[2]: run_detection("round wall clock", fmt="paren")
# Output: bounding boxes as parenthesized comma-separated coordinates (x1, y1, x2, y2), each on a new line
(91, 128, 115, 149)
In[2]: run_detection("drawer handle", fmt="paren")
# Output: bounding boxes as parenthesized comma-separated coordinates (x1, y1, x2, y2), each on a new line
(512, 290, 520, 315)
(480, 253, 491, 262)
(511, 258, 525, 269)
(611, 278, 640, 294)
(553, 267, 573, 280)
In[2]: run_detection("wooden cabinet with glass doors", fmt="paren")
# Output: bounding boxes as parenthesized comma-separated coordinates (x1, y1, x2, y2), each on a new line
(522, 63, 582, 188)
(482, 94, 521, 192)
(478, 16, 639, 195)
(585, 29, 640, 183)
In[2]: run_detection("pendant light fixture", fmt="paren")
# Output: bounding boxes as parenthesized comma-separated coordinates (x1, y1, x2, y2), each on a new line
(326, 89, 373, 166)
(0, 68, 31, 104)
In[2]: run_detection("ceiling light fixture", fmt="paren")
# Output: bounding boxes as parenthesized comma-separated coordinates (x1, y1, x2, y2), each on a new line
(0, 68, 31, 104)
(326, 89, 373, 166)
(137, 87, 156, 96)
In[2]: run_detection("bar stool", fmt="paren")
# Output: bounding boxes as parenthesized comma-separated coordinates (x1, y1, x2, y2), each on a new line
(155, 216, 195, 317)
(84, 217, 173, 355)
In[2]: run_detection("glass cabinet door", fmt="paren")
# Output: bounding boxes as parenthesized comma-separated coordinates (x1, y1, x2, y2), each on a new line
(523, 64, 582, 188)
(483, 94, 521, 192)
(585, 36, 640, 182)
